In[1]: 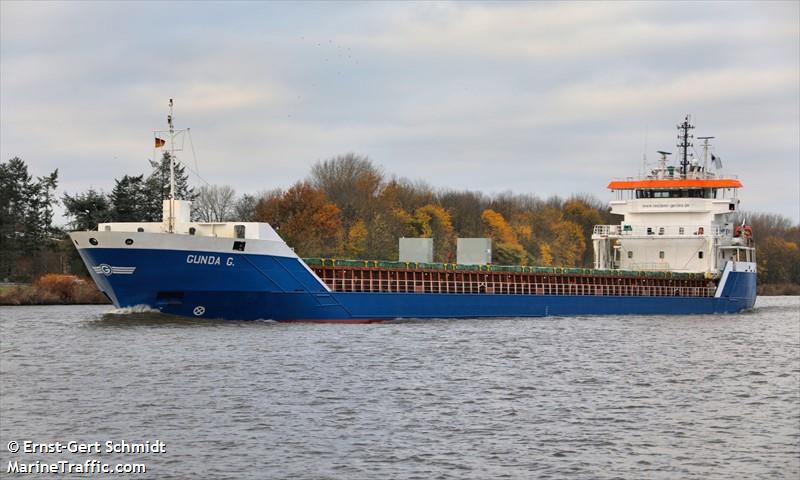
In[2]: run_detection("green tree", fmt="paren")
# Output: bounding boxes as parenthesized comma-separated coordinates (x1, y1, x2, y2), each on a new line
(0, 157, 59, 281)
(143, 151, 196, 221)
(109, 175, 149, 222)
(494, 242, 529, 265)
(62, 189, 111, 231)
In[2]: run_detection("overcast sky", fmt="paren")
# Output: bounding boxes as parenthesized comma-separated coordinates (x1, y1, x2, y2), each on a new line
(2, 1, 798, 223)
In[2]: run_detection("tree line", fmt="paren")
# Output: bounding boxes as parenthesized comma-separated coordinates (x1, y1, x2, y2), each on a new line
(250, 154, 615, 268)
(0, 157, 58, 280)
(1, 153, 798, 288)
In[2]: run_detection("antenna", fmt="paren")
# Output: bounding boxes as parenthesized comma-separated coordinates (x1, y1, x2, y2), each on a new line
(697, 136, 714, 176)
(677, 115, 694, 178)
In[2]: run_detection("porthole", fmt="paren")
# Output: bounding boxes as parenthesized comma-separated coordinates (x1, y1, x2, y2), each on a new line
(125, 238, 134, 245)
(89, 238, 98, 246)
(137, 227, 144, 232)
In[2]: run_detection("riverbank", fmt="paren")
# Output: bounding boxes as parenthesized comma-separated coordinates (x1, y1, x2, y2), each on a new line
(0, 275, 109, 306)
(757, 283, 800, 296)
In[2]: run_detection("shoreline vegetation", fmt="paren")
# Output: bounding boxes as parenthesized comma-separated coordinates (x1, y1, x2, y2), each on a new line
(756, 283, 800, 296)
(0, 275, 108, 306)
(3, 155, 799, 302)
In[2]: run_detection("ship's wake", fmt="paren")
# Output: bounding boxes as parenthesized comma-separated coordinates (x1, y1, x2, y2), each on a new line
(107, 304, 161, 315)
(86, 305, 281, 328)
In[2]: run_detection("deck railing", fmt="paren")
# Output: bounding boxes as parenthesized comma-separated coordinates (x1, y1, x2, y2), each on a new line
(317, 276, 715, 298)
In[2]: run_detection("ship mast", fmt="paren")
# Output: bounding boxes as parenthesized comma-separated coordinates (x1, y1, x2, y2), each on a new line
(167, 99, 176, 233)
(677, 115, 694, 178)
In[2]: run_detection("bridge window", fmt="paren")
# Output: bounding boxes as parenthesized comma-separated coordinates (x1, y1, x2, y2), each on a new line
(679, 227, 685, 235)
(659, 251, 665, 259)
(627, 251, 633, 259)
(698, 251, 704, 259)
(234, 225, 246, 239)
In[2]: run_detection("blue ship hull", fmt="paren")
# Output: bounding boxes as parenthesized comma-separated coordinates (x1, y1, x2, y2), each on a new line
(77, 246, 757, 321)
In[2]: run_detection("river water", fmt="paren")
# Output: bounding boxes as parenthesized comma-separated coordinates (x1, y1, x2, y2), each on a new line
(1, 297, 798, 479)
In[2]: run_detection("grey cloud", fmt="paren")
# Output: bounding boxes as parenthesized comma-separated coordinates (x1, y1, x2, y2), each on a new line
(1, 1, 797, 224)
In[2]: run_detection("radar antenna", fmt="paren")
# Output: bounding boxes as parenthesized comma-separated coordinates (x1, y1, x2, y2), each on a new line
(677, 115, 694, 178)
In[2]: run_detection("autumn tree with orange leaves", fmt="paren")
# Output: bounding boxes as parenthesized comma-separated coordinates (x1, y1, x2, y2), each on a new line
(402, 204, 457, 263)
(481, 209, 529, 265)
(254, 182, 344, 257)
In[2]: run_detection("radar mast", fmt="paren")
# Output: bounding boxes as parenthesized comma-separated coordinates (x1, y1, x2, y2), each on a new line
(677, 115, 694, 178)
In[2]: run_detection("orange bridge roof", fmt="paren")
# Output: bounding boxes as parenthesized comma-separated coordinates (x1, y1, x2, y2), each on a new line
(607, 179, 743, 190)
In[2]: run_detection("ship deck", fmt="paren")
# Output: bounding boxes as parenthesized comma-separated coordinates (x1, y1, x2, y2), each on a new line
(306, 260, 716, 298)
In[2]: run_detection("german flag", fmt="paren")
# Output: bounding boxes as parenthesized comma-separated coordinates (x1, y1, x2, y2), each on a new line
(155, 137, 166, 148)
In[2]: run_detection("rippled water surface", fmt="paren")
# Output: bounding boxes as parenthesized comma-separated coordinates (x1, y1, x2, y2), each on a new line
(1, 297, 799, 479)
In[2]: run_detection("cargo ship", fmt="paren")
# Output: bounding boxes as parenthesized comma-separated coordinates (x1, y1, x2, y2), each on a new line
(70, 108, 757, 321)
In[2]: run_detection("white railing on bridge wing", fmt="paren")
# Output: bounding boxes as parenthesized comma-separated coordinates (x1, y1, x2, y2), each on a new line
(592, 224, 727, 238)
